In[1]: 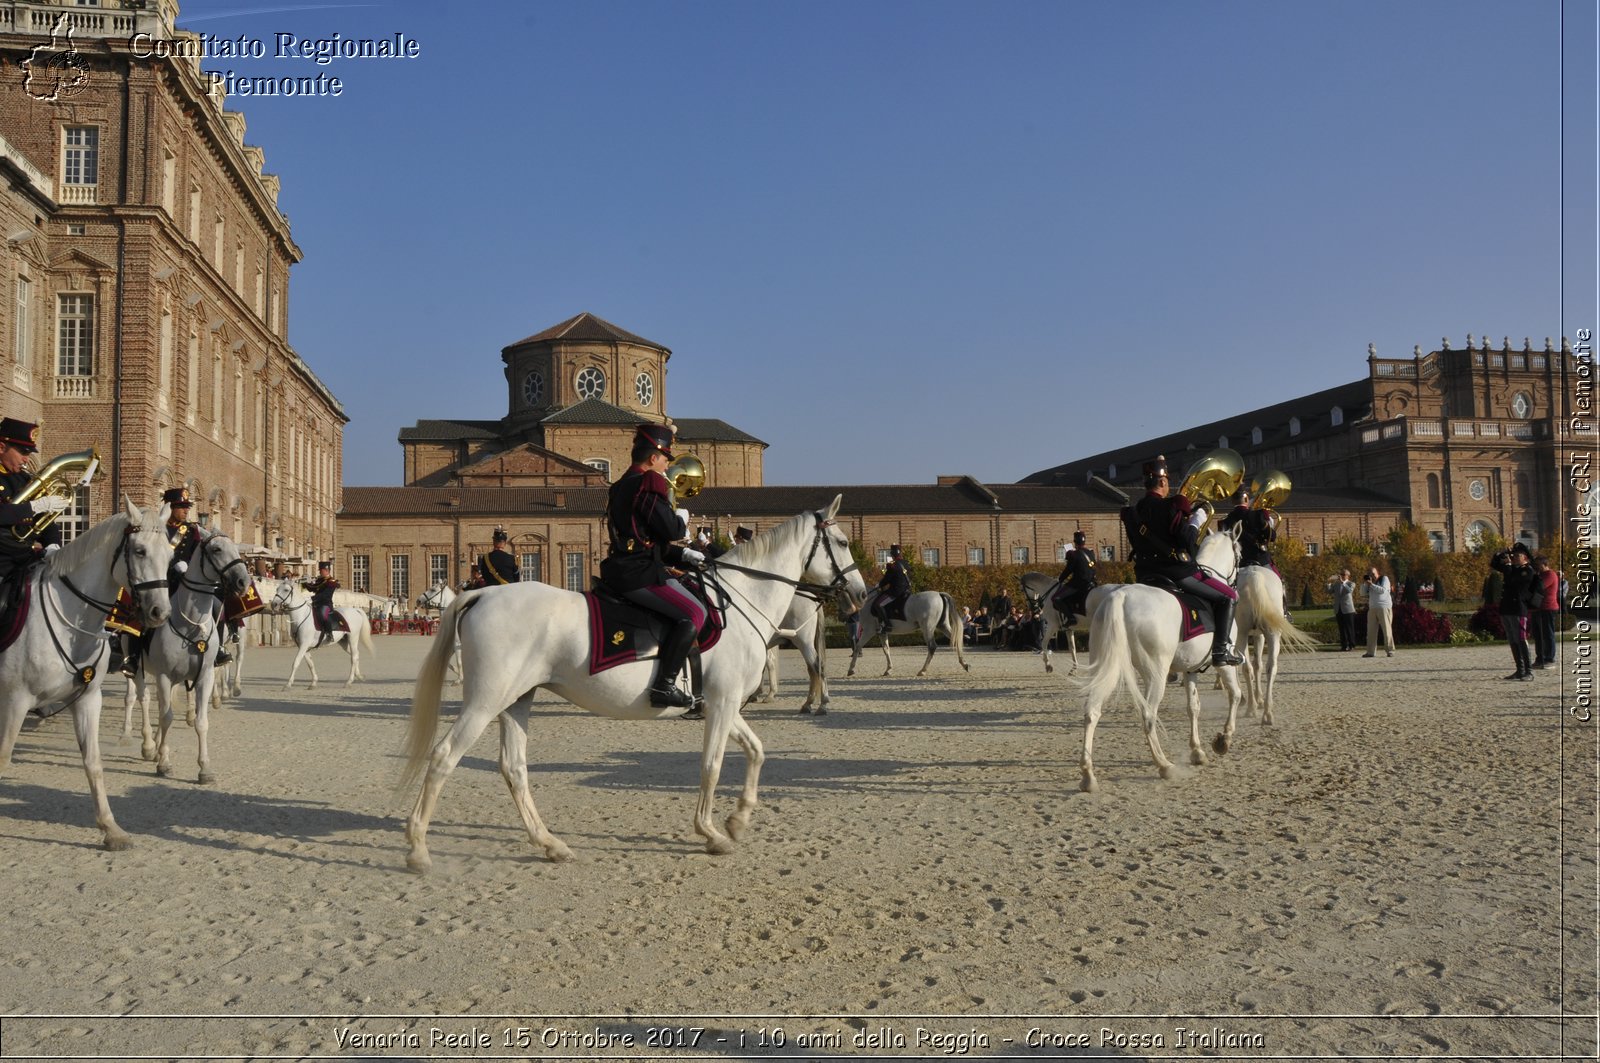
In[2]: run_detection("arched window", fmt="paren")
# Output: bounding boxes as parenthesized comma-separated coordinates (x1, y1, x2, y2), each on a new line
(1464, 519, 1498, 550)
(1426, 473, 1441, 509)
(1250, 426, 1262, 446)
(1218, 435, 1229, 449)
(1289, 416, 1301, 436)
(1330, 406, 1344, 427)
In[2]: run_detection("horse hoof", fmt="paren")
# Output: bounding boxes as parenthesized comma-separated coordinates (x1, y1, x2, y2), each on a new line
(140, 745, 156, 762)
(156, 763, 172, 778)
(1212, 734, 1231, 755)
(405, 852, 432, 874)
(544, 841, 574, 862)
(199, 771, 217, 785)
(726, 814, 752, 841)
(103, 832, 133, 852)
(962, 663, 971, 672)
(814, 705, 828, 716)
(705, 836, 735, 856)
(1190, 751, 1208, 767)
(1045, 663, 1054, 674)
(1079, 777, 1099, 794)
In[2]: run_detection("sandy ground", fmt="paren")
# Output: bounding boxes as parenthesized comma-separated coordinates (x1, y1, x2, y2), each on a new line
(0, 633, 1594, 1062)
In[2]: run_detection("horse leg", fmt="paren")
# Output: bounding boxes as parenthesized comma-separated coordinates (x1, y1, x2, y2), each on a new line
(691, 706, 740, 855)
(154, 673, 177, 778)
(1079, 695, 1104, 793)
(1067, 624, 1080, 675)
(72, 688, 131, 851)
(1261, 632, 1281, 726)
(916, 629, 937, 677)
(345, 637, 359, 685)
(496, 702, 571, 861)
(1184, 675, 1208, 766)
(1041, 613, 1055, 674)
(723, 713, 766, 841)
(193, 665, 216, 785)
(405, 694, 505, 874)
(1139, 668, 1179, 780)
(283, 643, 308, 689)
(879, 626, 893, 677)
(758, 646, 777, 704)
(799, 636, 827, 714)
(1213, 664, 1244, 754)
(227, 634, 244, 698)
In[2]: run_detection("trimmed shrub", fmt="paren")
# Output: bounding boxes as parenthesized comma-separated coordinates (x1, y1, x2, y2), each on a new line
(1392, 601, 1451, 644)
(1468, 605, 1505, 640)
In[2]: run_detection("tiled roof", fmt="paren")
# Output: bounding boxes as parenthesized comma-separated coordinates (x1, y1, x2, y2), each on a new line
(340, 486, 611, 517)
(397, 418, 504, 443)
(540, 397, 647, 426)
(1020, 379, 1374, 486)
(453, 442, 603, 477)
(504, 312, 670, 353)
(673, 418, 768, 446)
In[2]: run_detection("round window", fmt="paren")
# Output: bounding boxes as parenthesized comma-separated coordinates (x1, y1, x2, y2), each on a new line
(635, 372, 654, 407)
(521, 370, 543, 406)
(575, 367, 606, 400)
(1468, 479, 1487, 501)
(1510, 391, 1531, 419)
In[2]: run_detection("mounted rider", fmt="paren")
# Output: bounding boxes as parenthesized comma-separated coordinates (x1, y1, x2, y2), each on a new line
(871, 543, 912, 629)
(0, 418, 65, 596)
(600, 423, 707, 711)
(1218, 486, 1279, 572)
(1050, 530, 1098, 625)
(303, 559, 340, 634)
(114, 486, 231, 676)
(477, 527, 520, 585)
(1120, 455, 1243, 668)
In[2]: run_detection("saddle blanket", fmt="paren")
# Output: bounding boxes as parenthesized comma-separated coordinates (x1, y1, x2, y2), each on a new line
(584, 589, 722, 676)
(874, 594, 908, 624)
(1174, 591, 1218, 644)
(316, 606, 351, 636)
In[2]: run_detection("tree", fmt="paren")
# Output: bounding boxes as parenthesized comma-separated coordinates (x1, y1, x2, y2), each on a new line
(1384, 519, 1438, 584)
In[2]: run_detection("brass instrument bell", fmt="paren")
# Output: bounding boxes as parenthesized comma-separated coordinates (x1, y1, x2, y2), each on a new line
(1177, 447, 1244, 508)
(11, 447, 99, 540)
(665, 453, 705, 500)
(1249, 469, 1291, 511)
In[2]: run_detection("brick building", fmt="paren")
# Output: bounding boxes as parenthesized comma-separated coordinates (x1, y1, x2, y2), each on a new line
(1023, 337, 1594, 557)
(0, 0, 345, 561)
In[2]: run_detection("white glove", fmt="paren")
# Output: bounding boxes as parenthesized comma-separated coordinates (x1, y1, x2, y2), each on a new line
(1063, 542, 1076, 553)
(43, 542, 60, 555)
(174, 560, 188, 573)
(1187, 507, 1209, 533)
(680, 548, 706, 567)
(29, 495, 70, 515)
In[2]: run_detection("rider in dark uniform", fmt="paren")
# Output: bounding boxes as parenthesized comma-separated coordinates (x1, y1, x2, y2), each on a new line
(1120, 455, 1244, 668)
(1050, 530, 1098, 625)
(871, 544, 912, 628)
(477, 527, 520, 585)
(0, 417, 64, 590)
(600, 423, 708, 710)
(303, 559, 340, 634)
(117, 486, 221, 676)
(1218, 487, 1279, 571)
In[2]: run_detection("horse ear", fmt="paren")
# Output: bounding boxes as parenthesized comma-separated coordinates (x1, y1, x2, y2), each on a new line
(124, 495, 143, 527)
(825, 493, 842, 520)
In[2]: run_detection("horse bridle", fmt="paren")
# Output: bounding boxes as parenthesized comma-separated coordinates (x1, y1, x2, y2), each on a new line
(700, 512, 861, 642)
(58, 525, 168, 614)
(178, 532, 249, 596)
(47, 524, 168, 693)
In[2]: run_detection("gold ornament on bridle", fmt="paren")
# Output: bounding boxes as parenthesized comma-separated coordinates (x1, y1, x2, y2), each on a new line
(1250, 469, 1292, 511)
(11, 447, 99, 540)
(665, 453, 705, 501)
(1177, 447, 1244, 509)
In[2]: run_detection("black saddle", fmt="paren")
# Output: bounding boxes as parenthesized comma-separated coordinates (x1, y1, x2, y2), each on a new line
(585, 578, 721, 676)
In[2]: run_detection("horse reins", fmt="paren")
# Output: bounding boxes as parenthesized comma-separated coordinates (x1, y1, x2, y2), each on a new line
(699, 513, 860, 642)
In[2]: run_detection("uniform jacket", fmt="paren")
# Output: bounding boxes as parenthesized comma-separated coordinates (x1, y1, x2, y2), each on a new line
(1121, 490, 1199, 582)
(477, 548, 520, 585)
(602, 464, 688, 593)
(1057, 547, 1098, 591)
(878, 557, 912, 598)
(0, 467, 63, 576)
(1490, 553, 1535, 616)
(1220, 505, 1276, 566)
(304, 574, 339, 611)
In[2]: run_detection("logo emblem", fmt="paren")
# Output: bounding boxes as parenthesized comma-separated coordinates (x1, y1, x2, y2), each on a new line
(23, 16, 90, 102)
(79, 665, 95, 685)
(196, 640, 207, 654)
(611, 630, 624, 645)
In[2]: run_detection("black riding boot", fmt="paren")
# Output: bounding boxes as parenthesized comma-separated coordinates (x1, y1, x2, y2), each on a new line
(1211, 598, 1244, 667)
(119, 636, 142, 678)
(650, 617, 698, 710)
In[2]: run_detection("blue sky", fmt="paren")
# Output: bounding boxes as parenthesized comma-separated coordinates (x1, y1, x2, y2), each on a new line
(175, 1, 1596, 488)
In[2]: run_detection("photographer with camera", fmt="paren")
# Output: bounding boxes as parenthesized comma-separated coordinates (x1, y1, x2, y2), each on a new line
(1489, 544, 1537, 680)
(1361, 564, 1395, 659)
(1325, 568, 1357, 651)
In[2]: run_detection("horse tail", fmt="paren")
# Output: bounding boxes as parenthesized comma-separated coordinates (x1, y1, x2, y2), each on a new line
(359, 612, 376, 660)
(1244, 575, 1319, 653)
(940, 592, 970, 667)
(397, 593, 467, 796)
(1078, 589, 1146, 715)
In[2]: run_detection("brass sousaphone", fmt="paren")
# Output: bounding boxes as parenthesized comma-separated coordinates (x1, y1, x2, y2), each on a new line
(11, 446, 99, 540)
(1177, 447, 1245, 511)
(1250, 469, 1292, 511)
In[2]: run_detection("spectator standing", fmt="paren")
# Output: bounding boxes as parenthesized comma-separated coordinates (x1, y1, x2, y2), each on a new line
(1489, 544, 1536, 681)
(1326, 568, 1357, 651)
(1531, 555, 1561, 669)
(991, 589, 1013, 650)
(1361, 564, 1395, 659)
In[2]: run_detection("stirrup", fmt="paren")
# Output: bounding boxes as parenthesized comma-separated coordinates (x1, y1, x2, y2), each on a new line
(649, 683, 694, 709)
(1212, 645, 1244, 667)
(214, 649, 233, 665)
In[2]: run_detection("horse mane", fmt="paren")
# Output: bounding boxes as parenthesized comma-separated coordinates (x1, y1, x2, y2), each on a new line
(44, 510, 133, 581)
(1196, 527, 1240, 575)
(717, 509, 813, 570)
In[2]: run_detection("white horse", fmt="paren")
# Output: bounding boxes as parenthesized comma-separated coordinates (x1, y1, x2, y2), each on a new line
(754, 594, 831, 713)
(0, 500, 173, 849)
(417, 581, 462, 682)
(1230, 564, 1319, 734)
(121, 531, 252, 782)
(1018, 572, 1085, 674)
(399, 498, 867, 872)
(846, 588, 970, 677)
(1076, 527, 1245, 792)
(269, 579, 374, 688)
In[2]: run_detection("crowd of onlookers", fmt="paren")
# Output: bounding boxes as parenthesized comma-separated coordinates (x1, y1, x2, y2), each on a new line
(960, 598, 1058, 651)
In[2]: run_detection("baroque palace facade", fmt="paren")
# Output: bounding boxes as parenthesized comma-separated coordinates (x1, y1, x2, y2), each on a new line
(0, 0, 344, 561)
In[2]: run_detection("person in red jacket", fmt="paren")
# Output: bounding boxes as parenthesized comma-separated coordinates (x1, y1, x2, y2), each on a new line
(1531, 555, 1561, 669)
